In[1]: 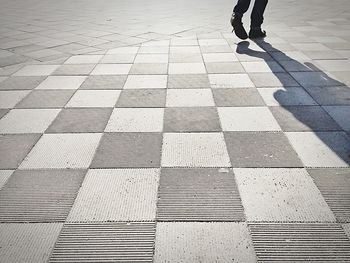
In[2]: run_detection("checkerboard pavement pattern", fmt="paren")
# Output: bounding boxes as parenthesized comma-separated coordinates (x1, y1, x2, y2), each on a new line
(1, 0, 350, 262)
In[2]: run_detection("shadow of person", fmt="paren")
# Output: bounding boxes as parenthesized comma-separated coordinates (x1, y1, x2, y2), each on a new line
(235, 40, 350, 167)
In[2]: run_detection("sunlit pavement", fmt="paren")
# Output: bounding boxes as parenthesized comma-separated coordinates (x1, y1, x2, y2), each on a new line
(0, 0, 350, 262)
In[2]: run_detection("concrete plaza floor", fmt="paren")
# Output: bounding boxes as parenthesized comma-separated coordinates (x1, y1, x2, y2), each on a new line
(0, 0, 350, 262)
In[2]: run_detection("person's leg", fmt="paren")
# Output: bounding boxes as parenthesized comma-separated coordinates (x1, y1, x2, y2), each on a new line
(249, 0, 268, 38)
(231, 0, 251, 40)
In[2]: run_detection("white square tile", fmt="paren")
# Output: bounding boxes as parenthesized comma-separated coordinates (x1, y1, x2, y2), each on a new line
(234, 168, 336, 222)
(242, 61, 285, 73)
(166, 89, 215, 107)
(105, 108, 164, 132)
(0, 91, 30, 108)
(209, 74, 255, 88)
(257, 87, 317, 106)
(19, 133, 102, 169)
(35, 76, 86, 90)
(218, 107, 281, 131)
(142, 40, 170, 46)
(154, 222, 256, 263)
(0, 77, 8, 83)
(107, 46, 139, 54)
(64, 55, 102, 64)
(199, 39, 228, 46)
(161, 133, 231, 167)
(203, 53, 238, 62)
(168, 63, 206, 74)
(170, 39, 198, 46)
(170, 46, 201, 54)
(91, 64, 132, 75)
(324, 106, 350, 131)
(67, 169, 159, 221)
(66, 90, 120, 107)
(286, 132, 350, 167)
(123, 75, 167, 89)
(134, 54, 169, 63)
(99, 54, 136, 64)
(13, 65, 60, 76)
(0, 109, 60, 133)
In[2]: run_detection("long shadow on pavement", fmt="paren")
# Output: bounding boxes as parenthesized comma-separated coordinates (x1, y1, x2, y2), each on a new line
(236, 40, 350, 167)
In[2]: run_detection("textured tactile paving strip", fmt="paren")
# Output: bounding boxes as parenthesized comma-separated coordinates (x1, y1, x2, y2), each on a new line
(249, 223, 350, 262)
(0, 169, 86, 222)
(49, 222, 156, 263)
(0, 223, 62, 263)
(157, 168, 245, 221)
(309, 168, 350, 222)
(154, 222, 257, 263)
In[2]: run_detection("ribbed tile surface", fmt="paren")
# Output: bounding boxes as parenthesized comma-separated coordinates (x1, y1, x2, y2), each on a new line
(49, 222, 156, 263)
(309, 168, 350, 222)
(0, 170, 13, 189)
(0, 169, 86, 222)
(157, 168, 244, 221)
(0, 223, 62, 263)
(249, 223, 350, 262)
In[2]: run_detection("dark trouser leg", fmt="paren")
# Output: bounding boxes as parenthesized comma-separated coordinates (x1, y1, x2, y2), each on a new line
(250, 0, 268, 28)
(233, 0, 251, 16)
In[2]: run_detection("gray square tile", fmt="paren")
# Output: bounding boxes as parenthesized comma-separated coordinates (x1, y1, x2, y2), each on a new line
(46, 108, 112, 133)
(290, 72, 343, 87)
(309, 168, 350, 222)
(13, 65, 60, 76)
(258, 87, 317, 106)
(91, 64, 131, 75)
(154, 222, 256, 263)
(157, 168, 244, 221)
(0, 223, 62, 263)
(134, 54, 168, 63)
(116, 89, 166, 107)
(249, 223, 350, 262)
(235, 168, 335, 222)
(224, 132, 303, 167)
(286, 132, 350, 167)
(49, 222, 155, 263)
(213, 88, 265, 106)
(167, 74, 210, 89)
(0, 134, 40, 169)
(68, 169, 159, 221)
(249, 73, 299, 87)
(15, 90, 75, 108)
(0, 170, 13, 189)
(164, 107, 221, 132)
(205, 62, 245, 74)
(270, 106, 342, 131)
(242, 61, 285, 73)
(0, 109, 8, 119)
(100, 54, 136, 63)
(324, 106, 350, 131)
(64, 55, 102, 64)
(0, 169, 85, 222)
(169, 53, 203, 63)
(209, 74, 255, 88)
(19, 133, 102, 169)
(0, 91, 30, 108)
(91, 133, 162, 168)
(0, 76, 45, 90)
(79, 75, 127, 90)
(123, 75, 167, 89)
(130, 63, 168, 74)
(52, 64, 95, 76)
(304, 86, 350, 105)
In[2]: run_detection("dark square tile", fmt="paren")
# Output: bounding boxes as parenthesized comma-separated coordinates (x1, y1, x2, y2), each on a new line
(270, 106, 342, 131)
(116, 89, 166, 107)
(157, 168, 245, 221)
(46, 108, 112, 133)
(164, 107, 221, 132)
(0, 76, 45, 90)
(79, 75, 127, 90)
(0, 134, 41, 169)
(15, 90, 75, 108)
(49, 222, 155, 262)
(290, 72, 343, 87)
(224, 132, 303, 167)
(52, 64, 95, 76)
(308, 168, 350, 222)
(304, 86, 350, 105)
(0, 109, 8, 119)
(0, 169, 86, 222)
(167, 74, 210, 89)
(91, 133, 162, 168)
(213, 88, 265, 106)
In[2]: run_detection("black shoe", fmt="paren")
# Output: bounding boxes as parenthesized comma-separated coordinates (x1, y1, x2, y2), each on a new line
(249, 28, 266, 39)
(230, 13, 248, 40)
